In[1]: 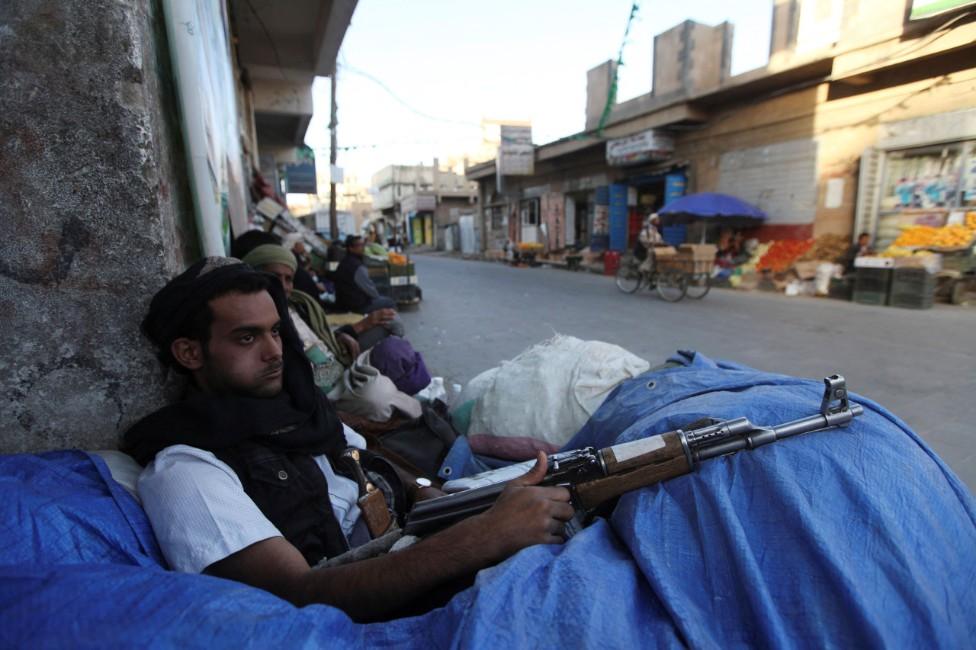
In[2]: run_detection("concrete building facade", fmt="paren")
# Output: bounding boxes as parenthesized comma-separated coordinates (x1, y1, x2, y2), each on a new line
(468, 2, 976, 256)
(0, 0, 356, 453)
(370, 162, 478, 250)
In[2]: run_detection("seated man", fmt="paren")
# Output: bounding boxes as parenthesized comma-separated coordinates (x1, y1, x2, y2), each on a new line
(842, 231, 874, 274)
(123, 258, 573, 622)
(242, 243, 395, 352)
(334, 236, 404, 338)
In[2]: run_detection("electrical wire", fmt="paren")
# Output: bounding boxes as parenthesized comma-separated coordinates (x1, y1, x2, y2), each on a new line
(242, 0, 289, 81)
(338, 63, 482, 128)
(828, 10, 974, 81)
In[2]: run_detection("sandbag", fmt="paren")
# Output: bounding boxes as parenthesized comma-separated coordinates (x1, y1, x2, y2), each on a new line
(468, 335, 649, 446)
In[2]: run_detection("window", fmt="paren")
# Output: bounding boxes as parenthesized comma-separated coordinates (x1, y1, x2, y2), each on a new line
(520, 198, 540, 226)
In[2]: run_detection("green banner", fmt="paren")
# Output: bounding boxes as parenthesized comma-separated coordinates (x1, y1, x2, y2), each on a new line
(910, 0, 976, 19)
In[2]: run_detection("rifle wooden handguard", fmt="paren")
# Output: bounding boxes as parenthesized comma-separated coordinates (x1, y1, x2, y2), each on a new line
(575, 432, 691, 510)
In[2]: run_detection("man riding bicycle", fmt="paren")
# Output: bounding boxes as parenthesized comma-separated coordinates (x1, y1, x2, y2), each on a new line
(636, 213, 664, 274)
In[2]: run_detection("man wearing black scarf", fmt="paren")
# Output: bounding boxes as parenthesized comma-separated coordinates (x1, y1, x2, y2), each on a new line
(124, 257, 574, 622)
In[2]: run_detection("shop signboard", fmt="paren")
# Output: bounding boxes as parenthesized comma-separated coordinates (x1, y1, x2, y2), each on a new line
(284, 163, 317, 194)
(606, 129, 675, 166)
(497, 125, 534, 176)
(910, 0, 976, 19)
(284, 146, 318, 194)
(314, 211, 355, 238)
(401, 193, 437, 213)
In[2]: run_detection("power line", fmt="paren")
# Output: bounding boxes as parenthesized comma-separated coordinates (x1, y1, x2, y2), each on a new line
(242, 0, 289, 81)
(338, 63, 482, 128)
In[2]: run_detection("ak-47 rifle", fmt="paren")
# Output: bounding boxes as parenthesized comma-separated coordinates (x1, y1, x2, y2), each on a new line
(404, 375, 862, 536)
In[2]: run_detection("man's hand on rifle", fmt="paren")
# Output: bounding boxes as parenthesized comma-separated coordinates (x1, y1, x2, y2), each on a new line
(474, 451, 575, 561)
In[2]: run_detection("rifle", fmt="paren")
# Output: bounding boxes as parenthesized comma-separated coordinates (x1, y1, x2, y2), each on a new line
(404, 375, 862, 536)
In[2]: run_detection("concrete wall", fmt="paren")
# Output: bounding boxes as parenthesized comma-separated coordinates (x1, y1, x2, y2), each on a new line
(653, 20, 732, 100)
(0, 0, 197, 452)
(585, 60, 617, 131)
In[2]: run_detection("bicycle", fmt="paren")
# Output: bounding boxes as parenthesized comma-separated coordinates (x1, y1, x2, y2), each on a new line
(684, 271, 712, 299)
(614, 256, 688, 302)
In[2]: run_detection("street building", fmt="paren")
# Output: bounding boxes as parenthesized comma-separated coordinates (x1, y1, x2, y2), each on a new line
(369, 161, 479, 251)
(468, 0, 976, 257)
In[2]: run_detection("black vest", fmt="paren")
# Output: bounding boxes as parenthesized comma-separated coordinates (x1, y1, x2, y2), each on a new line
(334, 254, 370, 313)
(214, 442, 349, 565)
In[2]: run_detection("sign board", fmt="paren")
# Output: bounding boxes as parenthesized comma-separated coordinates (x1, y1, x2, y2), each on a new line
(606, 129, 675, 166)
(314, 210, 355, 238)
(401, 193, 437, 213)
(497, 125, 534, 176)
(910, 0, 975, 19)
(284, 161, 317, 195)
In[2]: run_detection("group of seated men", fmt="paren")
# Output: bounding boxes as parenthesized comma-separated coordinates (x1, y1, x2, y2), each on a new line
(122, 231, 573, 622)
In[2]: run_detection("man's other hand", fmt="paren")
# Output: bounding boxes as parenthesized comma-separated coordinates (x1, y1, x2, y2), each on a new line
(365, 308, 396, 328)
(337, 332, 360, 358)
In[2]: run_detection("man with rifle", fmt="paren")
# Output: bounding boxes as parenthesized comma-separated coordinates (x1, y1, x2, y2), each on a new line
(125, 257, 861, 621)
(124, 257, 573, 622)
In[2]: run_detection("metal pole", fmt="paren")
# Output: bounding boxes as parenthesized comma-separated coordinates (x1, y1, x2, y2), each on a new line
(329, 67, 339, 240)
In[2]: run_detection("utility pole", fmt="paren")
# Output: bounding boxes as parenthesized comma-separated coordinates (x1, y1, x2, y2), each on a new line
(329, 66, 338, 239)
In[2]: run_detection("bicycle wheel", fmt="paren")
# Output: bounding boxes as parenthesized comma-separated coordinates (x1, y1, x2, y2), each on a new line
(685, 272, 711, 299)
(655, 271, 688, 302)
(615, 261, 644, 293)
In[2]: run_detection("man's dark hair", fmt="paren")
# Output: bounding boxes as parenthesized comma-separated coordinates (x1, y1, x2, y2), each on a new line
(858, 232, 871, 240)
(152, 272, 273, 374)
(345, 235, 363, 249)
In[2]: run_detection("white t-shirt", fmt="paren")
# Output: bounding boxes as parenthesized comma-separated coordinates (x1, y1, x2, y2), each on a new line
(138, 424, 367, 573)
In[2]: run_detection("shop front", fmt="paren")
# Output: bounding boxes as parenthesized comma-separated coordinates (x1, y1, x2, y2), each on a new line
(603, 129, 686, 252)
(408, 213, 434, 246)
(402, 192, 437, 247)
(856, 108, 976, 249)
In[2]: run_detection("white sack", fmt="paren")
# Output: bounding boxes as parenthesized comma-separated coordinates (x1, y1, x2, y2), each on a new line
(468, 335, 650, 447)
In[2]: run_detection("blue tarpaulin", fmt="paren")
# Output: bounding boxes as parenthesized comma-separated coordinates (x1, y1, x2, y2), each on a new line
(2, 352, 974, 648)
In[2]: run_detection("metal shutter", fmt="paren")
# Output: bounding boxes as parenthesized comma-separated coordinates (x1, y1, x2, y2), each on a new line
(717, 139, 818, 224)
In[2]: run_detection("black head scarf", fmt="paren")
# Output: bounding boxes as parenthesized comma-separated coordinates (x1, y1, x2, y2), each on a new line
(123, 257, 346, 465)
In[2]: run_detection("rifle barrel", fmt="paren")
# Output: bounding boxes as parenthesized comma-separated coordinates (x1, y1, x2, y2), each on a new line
(695, 403, 863, 461)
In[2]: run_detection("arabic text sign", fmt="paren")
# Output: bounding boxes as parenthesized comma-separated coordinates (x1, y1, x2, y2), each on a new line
(606, 130, 674, 166)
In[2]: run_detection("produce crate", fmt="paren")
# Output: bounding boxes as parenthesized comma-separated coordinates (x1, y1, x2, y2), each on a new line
(889, 268, 935, 310)
(652, 247, 680, 272)
(389, 263, 415, 277)
(940, 252, 976, 273)
(677, 244, 718, 274)
(392, 285, 421, 303)
(853, 268, 891, 305)
(828, 276, 853, 301)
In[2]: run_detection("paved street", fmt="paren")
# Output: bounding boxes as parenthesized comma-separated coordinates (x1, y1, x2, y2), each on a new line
(399, 254, 976, 492)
